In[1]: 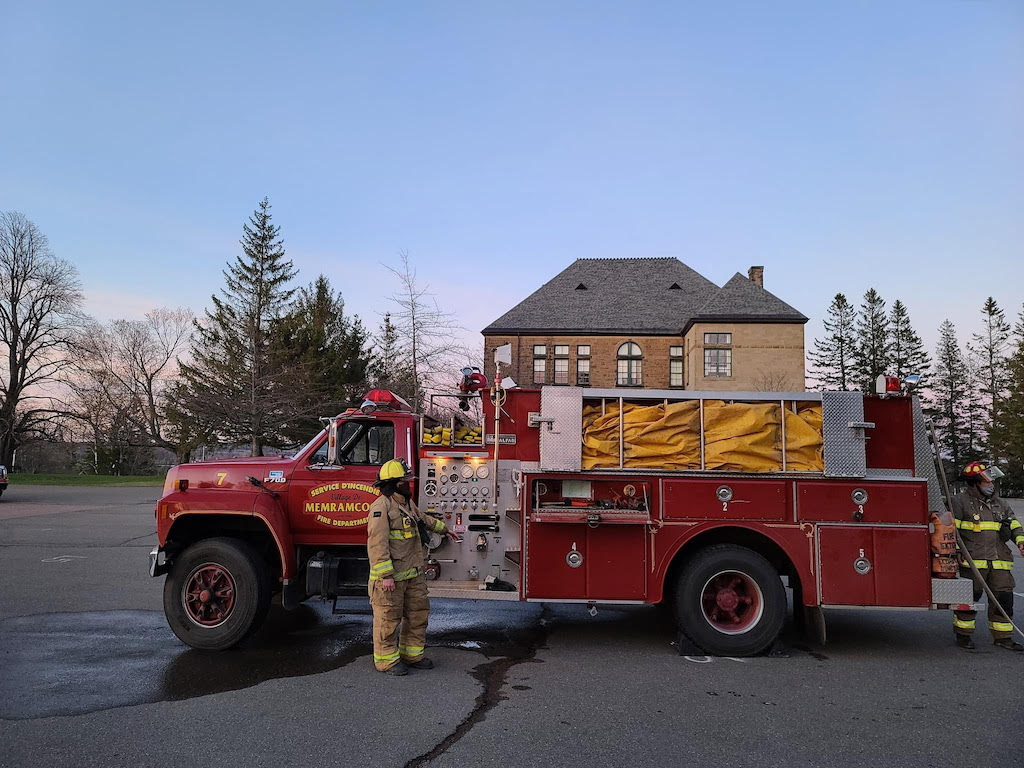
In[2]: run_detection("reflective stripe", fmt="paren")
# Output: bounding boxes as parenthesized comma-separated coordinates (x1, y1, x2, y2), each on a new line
(371, 560, 395, 575)
(954, 617, 976, 630)
(374, 650, 401, 663)
(991, 560, 1014, 570)
(393, 567, 420, 581)
(389, 530, 416, 539)
(432, 518, 447, 533)
(399, 644, 425, 657)
(990, 621, 1014, 632)
(971, 560, 989, 569)
(1015, 536, 1024, 545)
(956, 520, 1002, 531)
(1010, 520, 1022, 531)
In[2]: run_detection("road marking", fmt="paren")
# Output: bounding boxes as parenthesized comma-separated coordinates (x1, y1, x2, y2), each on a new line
(41, 555, 87, 563)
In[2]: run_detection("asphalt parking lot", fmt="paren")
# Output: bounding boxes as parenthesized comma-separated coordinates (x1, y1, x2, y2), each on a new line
(1, 486, 1022, 768)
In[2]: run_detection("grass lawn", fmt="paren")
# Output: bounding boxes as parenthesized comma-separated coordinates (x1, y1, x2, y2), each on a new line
(11, 473, 165, 487)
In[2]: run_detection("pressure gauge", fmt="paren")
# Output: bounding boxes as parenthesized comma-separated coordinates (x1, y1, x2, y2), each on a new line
(461, 464, 474, 480)
(439, 474, 448, 484)
(476, 465, 490, 480)
(471, 487, 479, 496)
(481, 487, 489, 496)
(461, 486, 469, 496)
(440, 486, 448, 496)
(449, 473, 459, 484)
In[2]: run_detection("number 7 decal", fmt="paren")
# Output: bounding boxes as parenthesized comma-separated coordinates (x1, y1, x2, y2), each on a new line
(217, 473, 228, 486)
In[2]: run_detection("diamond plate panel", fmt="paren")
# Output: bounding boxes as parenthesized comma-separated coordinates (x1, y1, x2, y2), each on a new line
(911, 396, 945, 512)
(931, 577, 974, 605)
(538, 387, 584, 472)
(822, 391, 867, 477)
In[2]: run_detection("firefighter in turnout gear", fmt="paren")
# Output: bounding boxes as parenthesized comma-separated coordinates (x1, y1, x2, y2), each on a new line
(367, 459, 460, 675)
(952, 462, 1024, 651)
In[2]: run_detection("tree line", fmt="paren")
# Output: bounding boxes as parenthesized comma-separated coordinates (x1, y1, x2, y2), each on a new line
(810, 289, 1024, 493)
(0, 201, 466, 474)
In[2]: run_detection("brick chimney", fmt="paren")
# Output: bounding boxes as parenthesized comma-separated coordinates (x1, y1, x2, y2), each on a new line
(748, 266, 764, 288)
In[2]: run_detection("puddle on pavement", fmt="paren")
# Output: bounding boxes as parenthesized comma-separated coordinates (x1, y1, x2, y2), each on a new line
(0, 599, 553, 720)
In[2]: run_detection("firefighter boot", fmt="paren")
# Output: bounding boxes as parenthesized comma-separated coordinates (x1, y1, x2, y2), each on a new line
(993, 638, 1024, 652)
(955, 634, 975, 650)
(406, 657, 434, 670)
(384, 661, 410, 676)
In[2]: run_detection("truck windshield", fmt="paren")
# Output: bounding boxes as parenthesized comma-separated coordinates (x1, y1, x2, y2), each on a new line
(337, 420, 395, 465)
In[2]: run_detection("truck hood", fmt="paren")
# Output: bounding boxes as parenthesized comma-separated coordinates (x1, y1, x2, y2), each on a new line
(163, 457, 297, 494)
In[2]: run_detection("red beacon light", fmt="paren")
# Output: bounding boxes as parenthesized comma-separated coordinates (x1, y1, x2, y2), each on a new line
(874, 375, 905, 396)
(360, 389, 412, 414)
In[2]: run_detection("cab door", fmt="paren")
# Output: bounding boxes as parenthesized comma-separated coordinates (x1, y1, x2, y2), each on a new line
(288, 418, 396, 545)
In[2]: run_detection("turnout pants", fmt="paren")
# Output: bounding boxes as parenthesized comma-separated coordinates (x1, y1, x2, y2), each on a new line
(369, 575, 431, 670)
(953, 567, 1015, 640)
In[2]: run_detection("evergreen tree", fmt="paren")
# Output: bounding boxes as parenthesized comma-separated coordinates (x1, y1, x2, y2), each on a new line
(971, 297, 1011, 458)
(369, 313, 418, 406)
(990, 304, 1024, 494)
(852, 288, 892, 391)
(179, 198, 297, 455)
(888, 299, 931, 384)
(963, 345, 985, 459)
(930, 320, 970, 474)
(276, 275, 371, 442)
(809, 293, 856, 390)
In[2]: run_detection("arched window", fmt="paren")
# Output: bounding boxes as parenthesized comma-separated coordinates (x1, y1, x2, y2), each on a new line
(616, 342, 642, 386)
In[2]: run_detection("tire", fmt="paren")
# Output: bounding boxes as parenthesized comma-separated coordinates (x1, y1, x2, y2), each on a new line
(163, 537, 271, 650)
(675, 544, 786, 657)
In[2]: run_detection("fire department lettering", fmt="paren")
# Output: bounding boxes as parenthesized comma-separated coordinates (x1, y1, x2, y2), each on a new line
(306, 481, 381, 528)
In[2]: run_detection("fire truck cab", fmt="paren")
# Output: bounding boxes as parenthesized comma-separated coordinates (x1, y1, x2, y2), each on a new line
(151, 378, 974, 655)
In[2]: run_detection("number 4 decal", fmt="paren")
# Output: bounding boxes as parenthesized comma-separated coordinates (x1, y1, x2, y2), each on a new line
(217, 473, 228, 486)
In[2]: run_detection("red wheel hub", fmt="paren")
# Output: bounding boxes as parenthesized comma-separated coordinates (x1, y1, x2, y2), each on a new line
(183, 564, 236, 627)
(701, 571, 763, 634)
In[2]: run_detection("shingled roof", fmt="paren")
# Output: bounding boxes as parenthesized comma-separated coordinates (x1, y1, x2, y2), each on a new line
(685, 272, 807, 331)
(483, 258, 806, 335)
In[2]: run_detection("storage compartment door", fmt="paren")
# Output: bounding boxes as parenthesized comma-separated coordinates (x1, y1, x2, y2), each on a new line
(526, 519, 647, 601)
(819, 526, 931, 607)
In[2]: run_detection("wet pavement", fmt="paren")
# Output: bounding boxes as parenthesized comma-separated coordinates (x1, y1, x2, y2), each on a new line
(0, 599, 549, 721)
(2, 486, 1023, 768)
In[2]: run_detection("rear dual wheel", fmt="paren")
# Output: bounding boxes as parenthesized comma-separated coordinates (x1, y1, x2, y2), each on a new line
(675, 544, 785, 657)
(163, 537, 271, 650)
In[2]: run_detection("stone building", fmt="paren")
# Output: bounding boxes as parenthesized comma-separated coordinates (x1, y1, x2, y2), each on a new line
(481, 258, 807, 391)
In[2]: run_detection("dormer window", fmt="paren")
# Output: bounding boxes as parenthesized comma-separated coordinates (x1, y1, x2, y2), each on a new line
(669, 282, 681, 290)
(576, 283, 587, 290)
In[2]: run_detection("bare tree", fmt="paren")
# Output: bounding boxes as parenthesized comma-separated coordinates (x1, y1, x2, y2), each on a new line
(384, 251, 468, 409)
(71, 308, 195, 463)
(0, 211, 85, 465)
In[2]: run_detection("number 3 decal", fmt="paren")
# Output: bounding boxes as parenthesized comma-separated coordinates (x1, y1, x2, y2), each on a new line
(216, 473, 227, 486)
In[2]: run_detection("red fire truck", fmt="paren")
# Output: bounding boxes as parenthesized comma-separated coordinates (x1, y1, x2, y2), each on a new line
(150, 376, 972, 656)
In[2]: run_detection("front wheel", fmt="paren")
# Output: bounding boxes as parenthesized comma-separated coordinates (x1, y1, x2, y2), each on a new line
(675, 544, 786, 657)
(163, 537, 270, 650)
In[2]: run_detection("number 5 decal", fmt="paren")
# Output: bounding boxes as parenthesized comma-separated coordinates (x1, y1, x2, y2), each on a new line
(217, 473, 228, 486)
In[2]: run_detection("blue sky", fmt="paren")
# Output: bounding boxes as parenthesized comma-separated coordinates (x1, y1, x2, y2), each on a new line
(1, 1, 1022, 360)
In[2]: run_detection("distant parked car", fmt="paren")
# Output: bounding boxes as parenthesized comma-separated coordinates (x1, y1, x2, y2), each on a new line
(0, 465, 8, 497)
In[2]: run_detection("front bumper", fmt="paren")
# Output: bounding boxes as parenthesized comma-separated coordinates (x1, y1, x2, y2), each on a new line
(149, 547, 170, 577)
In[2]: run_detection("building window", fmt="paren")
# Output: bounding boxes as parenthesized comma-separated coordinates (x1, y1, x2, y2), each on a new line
(553, 358, 569, 385)
(533, 345, 546, 357)
(704, 333, 732, 346)
(577, 344, 591, 357)
(554, 345, 569, 356)
(704, 348, 732, 378)
(616, 342, 642, 386)
(533, 358, 546, 384)
(577, 358, 590, 386)
(670, 345, 684, 387)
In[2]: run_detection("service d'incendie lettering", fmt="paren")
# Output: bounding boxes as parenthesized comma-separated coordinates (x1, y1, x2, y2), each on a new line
(305, 481, 380, 527)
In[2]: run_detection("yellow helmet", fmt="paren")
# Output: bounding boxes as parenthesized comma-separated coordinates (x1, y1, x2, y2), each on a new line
(376, 458, 413, 485)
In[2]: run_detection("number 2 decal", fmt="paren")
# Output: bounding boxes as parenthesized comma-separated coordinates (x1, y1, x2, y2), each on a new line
(217, 473, 228, 486)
